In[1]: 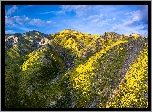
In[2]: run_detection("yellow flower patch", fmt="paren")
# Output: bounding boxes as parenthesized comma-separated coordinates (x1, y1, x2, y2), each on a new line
(105, 45, 148, 108)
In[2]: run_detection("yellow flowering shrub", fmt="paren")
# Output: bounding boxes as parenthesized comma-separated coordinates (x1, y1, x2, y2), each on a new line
(22, 51, 40, 71)
(132, 34, 140, 40)
(105, 44, 148, 108)
(22, 46, 63, 71)
(69, 40, 128, 108)
(6, 29, 148, 108)
(6, 45, 20, 58)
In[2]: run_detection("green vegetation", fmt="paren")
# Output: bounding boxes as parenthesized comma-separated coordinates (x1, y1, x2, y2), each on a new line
(5, 30, 148, 108)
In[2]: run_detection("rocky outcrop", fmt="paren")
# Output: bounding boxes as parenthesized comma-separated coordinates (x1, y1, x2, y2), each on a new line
(5, 35, 19, 48)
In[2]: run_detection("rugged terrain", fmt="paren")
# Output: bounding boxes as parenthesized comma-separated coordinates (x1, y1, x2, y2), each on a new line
(5, 29, 148, 108)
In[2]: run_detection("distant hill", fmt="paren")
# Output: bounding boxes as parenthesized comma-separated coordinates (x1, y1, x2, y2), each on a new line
(5, 29, 148, 108)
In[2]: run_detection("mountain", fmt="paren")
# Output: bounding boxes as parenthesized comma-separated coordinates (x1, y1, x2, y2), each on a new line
(5, 29, 148, 108)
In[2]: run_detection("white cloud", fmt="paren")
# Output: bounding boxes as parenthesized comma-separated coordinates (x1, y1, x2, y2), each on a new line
(13, 16, 25, 25)
(96, 18, 112, 27)
(120, 6, 147, 35)
(91, 19, 99, 23)
(25, 17, 29, 21)
(57, 5, 147, 35)
(125, 11, 137, 16)
(5, 15, 52, 28)
(47, 21, 51, 24)
(6, 5, 18, 15)
(137, 5, 148, 23)
(112, 24, 123, 31)
(84, 13, 103, 20)
(38, 10, 66, 15)
(5, 16, 15, 28)
(5, 16, 13, 25)
(61, 5, 92, 16)
(61, 16, 110, 35)
(113, 17, 116, 20)
(112, 20, 148, 35)
(28, 18, 51, 26)
(28, 18, 46, 26)
(124, 10, 143, 27)
(51, 11, 66, 15)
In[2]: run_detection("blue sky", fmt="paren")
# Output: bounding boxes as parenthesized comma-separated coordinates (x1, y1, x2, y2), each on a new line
(5, 5, 148, 36)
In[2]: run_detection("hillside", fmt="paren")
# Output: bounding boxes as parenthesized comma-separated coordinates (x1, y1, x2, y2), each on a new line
(5, 29, 148, 108)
